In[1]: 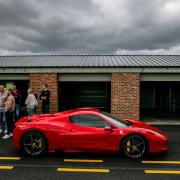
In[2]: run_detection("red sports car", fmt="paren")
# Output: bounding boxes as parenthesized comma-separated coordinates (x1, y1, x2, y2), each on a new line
(13, 108, 168, 158)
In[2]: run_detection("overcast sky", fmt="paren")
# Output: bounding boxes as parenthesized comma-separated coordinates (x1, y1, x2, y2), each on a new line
(0, 0, 180, 55)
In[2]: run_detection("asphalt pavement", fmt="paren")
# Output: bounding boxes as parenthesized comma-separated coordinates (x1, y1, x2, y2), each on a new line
(0, 125, 180, 180)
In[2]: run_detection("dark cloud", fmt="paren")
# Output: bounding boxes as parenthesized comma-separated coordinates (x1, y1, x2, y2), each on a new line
(0, 0, 180, 55)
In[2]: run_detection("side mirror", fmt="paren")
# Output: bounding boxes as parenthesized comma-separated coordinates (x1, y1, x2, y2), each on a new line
(104, 126, 113, 133)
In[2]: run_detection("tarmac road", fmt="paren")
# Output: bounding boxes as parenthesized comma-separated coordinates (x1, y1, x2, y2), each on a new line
(0, 125, 180, 180)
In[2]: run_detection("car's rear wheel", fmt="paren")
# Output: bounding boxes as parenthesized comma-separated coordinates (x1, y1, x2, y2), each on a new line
(21, 131, 48, 156)
(121, 134, 147, 158)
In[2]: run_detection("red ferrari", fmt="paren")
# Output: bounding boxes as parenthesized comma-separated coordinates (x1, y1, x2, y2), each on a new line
(13, 108, 168, 158)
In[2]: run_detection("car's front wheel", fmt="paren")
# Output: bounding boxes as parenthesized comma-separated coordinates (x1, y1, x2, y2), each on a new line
(21, 131, 48, 156)
(121, 134, 147, 158)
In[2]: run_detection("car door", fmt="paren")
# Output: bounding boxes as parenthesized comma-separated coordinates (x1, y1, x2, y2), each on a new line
(68, 113, 120, 152)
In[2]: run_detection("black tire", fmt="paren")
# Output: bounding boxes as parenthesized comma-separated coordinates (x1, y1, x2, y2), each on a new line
(121, 134, 147, 159)
(20, 131, 48, 156)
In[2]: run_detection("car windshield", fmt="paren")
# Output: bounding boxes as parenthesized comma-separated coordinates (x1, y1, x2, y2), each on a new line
(100, 111, 132, 128)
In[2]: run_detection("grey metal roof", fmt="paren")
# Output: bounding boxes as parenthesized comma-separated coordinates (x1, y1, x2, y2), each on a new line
(0, 55, 180, 68)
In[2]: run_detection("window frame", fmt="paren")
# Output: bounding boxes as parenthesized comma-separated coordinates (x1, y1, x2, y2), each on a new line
(69, 113, 112, 129)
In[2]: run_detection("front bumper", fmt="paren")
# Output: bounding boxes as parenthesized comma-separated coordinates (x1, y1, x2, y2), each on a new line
(13, 126, 23, 150)
(149, 135, 168, 153)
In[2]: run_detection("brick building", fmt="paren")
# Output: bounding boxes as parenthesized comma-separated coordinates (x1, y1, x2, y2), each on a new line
(1, 54, 180, 121)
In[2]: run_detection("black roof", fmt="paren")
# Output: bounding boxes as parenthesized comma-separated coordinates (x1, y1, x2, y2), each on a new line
(0, 55, 180, 68)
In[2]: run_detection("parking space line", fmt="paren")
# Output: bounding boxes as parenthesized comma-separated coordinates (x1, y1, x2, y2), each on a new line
(142, 161, 180, 164)
(0, 157, 21, 160)
(57, 168, 110, 173)
(64, 159, 103, 163)
(145, 170, 180, 174)
(0, 166, 14, 170)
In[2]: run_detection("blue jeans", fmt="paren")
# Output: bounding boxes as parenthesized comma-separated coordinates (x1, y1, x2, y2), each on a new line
(42, 105, 50, 114)
(0, 108, 6, 133)
(27, 107, 35, 117)
(14, 104, 20, 122)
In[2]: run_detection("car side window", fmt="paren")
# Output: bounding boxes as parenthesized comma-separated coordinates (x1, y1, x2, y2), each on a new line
(70, 114, 110, 128)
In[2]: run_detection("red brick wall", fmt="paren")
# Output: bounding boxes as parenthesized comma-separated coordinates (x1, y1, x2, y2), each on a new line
(111, 72, 140, 119)
(29, 73, 58, 114)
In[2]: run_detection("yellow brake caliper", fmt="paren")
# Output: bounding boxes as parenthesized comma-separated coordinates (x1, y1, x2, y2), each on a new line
(35, 139, 42, 149)
(39, 140, 42, 148)
(126, 140, 131, 153)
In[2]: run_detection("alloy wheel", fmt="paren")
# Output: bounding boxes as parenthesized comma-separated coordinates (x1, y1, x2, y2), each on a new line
(122, 135, 146, 158)
(22, 132, 47, 156)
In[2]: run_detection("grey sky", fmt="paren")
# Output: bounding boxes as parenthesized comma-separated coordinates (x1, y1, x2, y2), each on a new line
(0, 0, 180, 55)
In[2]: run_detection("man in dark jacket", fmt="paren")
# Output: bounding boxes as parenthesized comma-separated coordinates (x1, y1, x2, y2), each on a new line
(40, 84, 50, 114)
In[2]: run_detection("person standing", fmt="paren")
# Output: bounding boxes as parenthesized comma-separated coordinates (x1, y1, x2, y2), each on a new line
(2, 90, 15, 139)
(11, 85, 21, 121)
(25, 89, 38, 116)
(33, 92, 38, 114)
(40, 84, 50, 114)
(0, 85, 8, 135)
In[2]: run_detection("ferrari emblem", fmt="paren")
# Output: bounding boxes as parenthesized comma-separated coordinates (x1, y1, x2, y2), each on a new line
(119, 130, 123, 135)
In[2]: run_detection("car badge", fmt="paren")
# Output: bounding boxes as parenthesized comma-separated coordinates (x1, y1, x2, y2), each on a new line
(119, 130, 123, 135)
